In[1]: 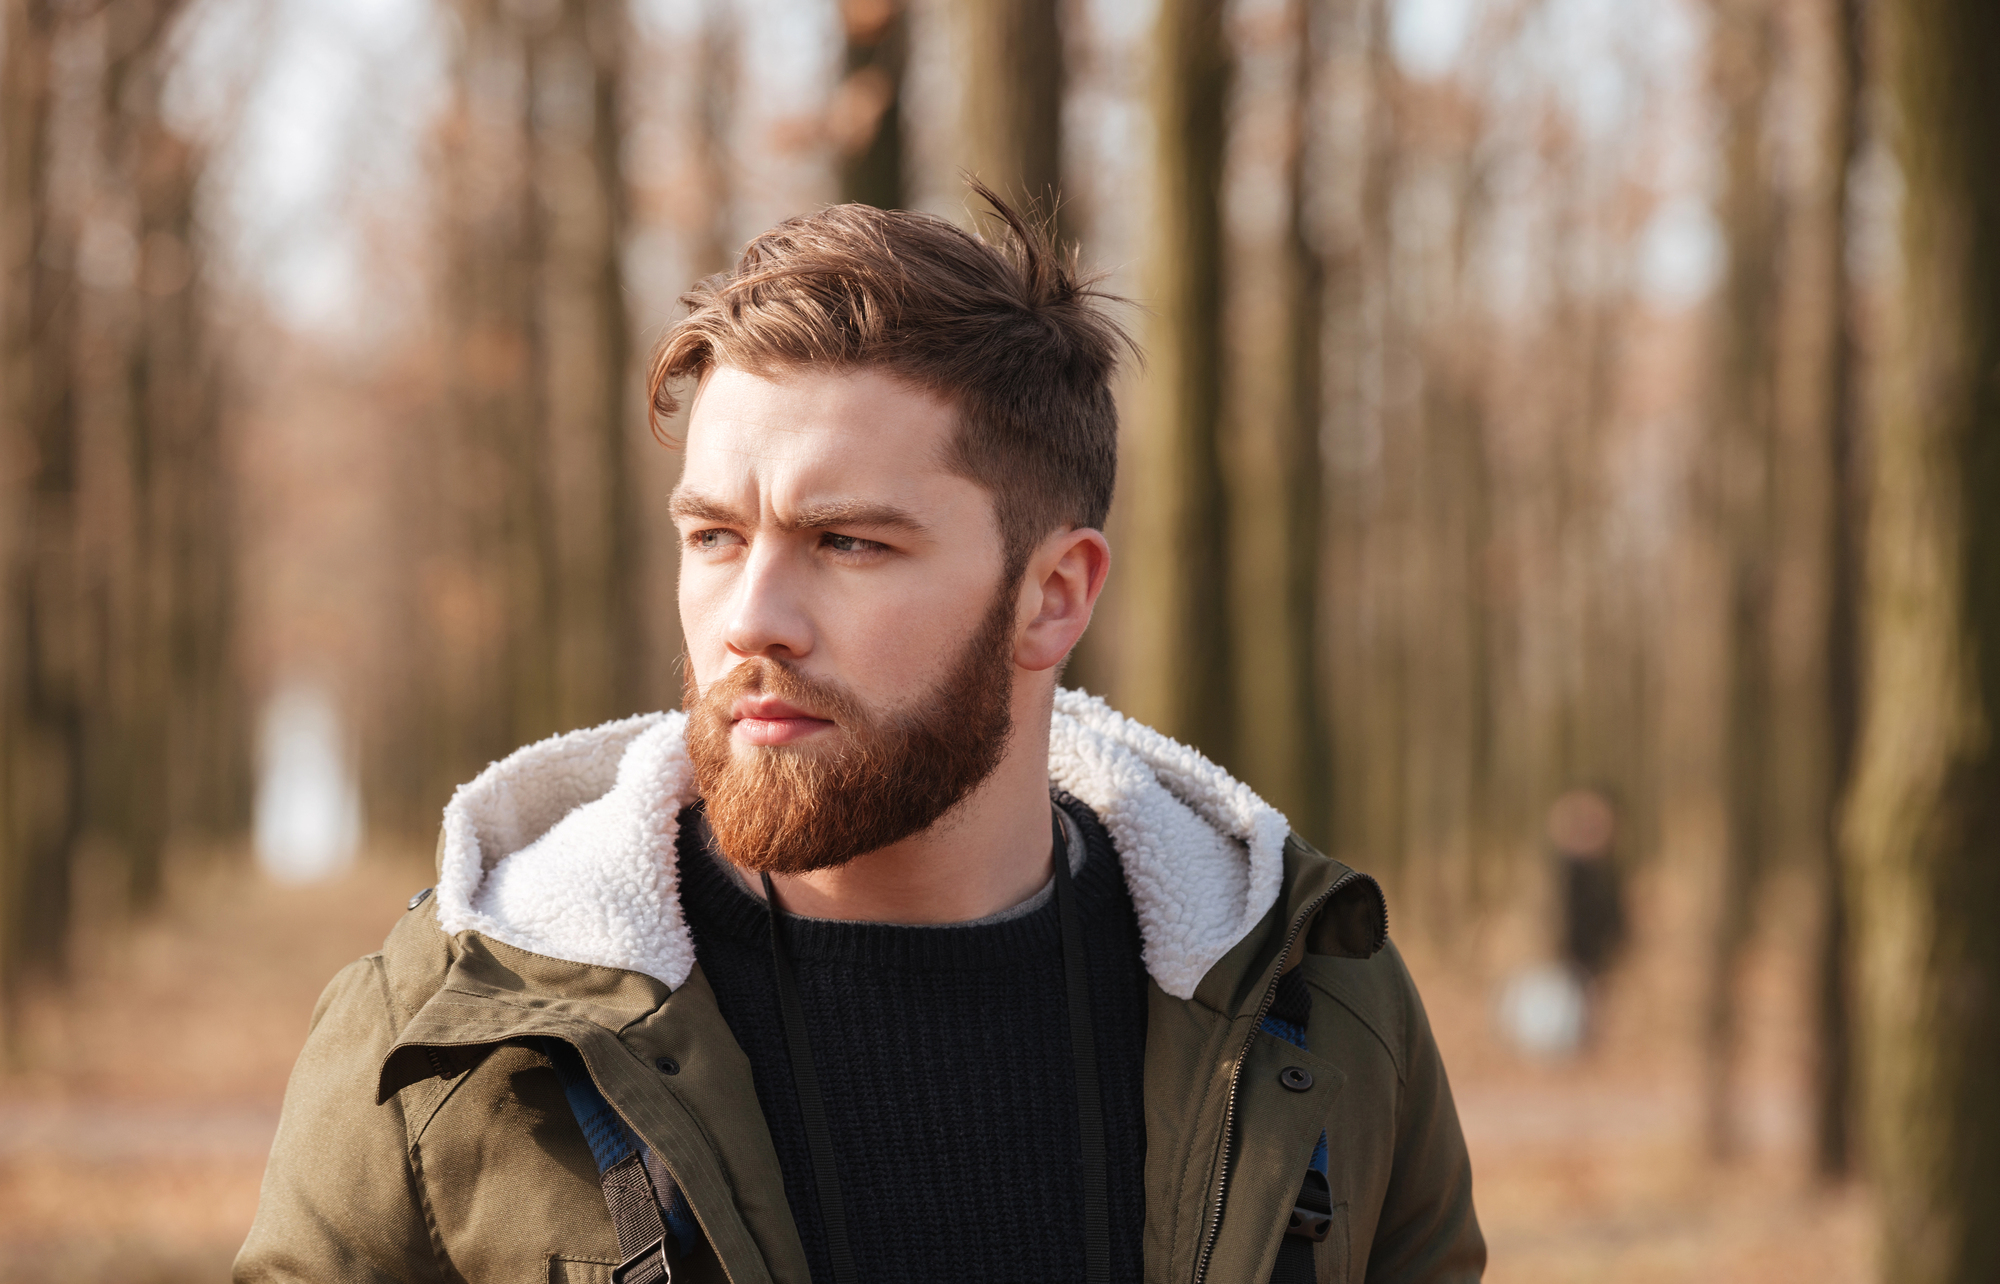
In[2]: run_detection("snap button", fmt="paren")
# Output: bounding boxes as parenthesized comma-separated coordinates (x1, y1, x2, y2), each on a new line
(1279, 1066, 1313, 1092)
(655, 1057, 680, 1076)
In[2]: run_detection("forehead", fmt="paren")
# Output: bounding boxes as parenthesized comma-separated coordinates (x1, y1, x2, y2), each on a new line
(681, 364, 961, 502)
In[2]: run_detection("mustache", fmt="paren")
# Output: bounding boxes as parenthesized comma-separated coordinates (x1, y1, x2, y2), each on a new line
(686, 655, 871, 737)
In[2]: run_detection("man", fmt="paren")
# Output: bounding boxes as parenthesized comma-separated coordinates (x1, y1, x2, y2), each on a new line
(236, 191, 1483, 1284)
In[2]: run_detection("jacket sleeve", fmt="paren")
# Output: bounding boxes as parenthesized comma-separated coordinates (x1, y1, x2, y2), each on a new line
(1364, 944, 1485, 1284)
(234, 956, 445, 1284)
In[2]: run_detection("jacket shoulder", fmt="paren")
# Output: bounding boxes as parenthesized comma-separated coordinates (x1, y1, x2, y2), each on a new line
(1279, 836, 1411, 1083)
(1276, 833, 1390, 961)
(235, 931, 444, 1281)
(374, 892, 457, 1030)
(1300, 939, 1423, 1083)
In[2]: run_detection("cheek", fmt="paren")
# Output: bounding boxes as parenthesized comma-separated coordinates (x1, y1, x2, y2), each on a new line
(821, 576, 997, 696)
(676, 560, 731, 677)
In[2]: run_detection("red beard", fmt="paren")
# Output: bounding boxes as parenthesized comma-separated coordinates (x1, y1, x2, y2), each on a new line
(683, 585, 1018, 874)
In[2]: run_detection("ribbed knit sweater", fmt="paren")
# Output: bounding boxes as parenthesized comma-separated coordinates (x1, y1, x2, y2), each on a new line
(678, 793, 1149, 1284)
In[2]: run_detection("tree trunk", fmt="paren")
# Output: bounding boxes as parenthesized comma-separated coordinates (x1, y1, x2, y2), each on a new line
(0, 0, 84, 1038)
(97, 0, 237, 908)
(417, 0, 557, 817)
(1812, 0, 1866, 1182)
(383, 0, 645, 831)
(573, 0, 643, 725)
(693, 0, 736, 273)
(2, 0, 232, 1036)
(1309, 0, 1393, 873)
(1120, 0, 1231, 762)
(1703, 0, 1783, 1162)
(1222, 0, 1324, 841)
(836, 0, 907, 209)
(954, 0, 1062, 212)
(1845, 0, 2000, 1277)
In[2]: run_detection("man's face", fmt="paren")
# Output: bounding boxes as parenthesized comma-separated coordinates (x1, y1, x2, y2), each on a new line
(672, 364, 1019, 871)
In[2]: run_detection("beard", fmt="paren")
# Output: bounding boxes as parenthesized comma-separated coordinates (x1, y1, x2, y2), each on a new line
(683, 583, 1018, 875)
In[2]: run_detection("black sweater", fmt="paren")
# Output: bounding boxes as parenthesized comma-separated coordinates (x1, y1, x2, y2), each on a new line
(679, 794, 1149, 1284)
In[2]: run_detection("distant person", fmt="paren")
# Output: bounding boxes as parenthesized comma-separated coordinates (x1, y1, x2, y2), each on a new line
(236, 189, 1483, 1284)
(1498, 789, 1626, 1058)
(1550, 787, 1626, 985)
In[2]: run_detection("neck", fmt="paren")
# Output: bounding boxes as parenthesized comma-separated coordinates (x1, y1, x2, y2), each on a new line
(745, 684, 1056, 924)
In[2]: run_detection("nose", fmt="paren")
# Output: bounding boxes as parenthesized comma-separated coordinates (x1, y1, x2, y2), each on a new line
(723, 542, 814, 660)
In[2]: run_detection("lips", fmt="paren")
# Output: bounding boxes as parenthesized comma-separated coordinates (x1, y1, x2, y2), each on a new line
(730, 693, 836, 747)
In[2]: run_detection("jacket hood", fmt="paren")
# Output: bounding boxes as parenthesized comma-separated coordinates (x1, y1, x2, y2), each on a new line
(435, 688, 1291, 1000)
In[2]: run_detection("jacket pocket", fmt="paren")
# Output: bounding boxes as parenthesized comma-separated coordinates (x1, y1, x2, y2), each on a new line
(547, 1255, 620, 1284)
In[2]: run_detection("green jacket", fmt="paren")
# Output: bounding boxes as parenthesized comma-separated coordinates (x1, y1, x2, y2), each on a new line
(236, 692, 1483, 1284)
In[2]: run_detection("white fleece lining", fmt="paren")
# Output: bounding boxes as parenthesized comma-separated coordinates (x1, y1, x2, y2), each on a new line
(438, 689, 1288, 1001)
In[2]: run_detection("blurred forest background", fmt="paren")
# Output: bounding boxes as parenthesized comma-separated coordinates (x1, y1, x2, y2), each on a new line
(2, 0, 1997, 1280)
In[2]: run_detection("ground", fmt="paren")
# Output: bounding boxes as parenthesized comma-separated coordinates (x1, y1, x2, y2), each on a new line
(0, 849, 1873, 1282)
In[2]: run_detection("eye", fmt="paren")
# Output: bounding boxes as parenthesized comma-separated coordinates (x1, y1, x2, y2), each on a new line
(687, 528, 744, 551)
(821, 532, 884, 555)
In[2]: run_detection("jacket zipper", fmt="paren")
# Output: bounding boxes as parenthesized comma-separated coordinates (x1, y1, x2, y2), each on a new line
(1189, 869, 1360, 1284)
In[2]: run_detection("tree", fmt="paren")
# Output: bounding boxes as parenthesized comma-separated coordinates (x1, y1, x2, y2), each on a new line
(1811, 0, 1866, 1181)
(0, 0, 83, 1035)
(96, 0, 240, 905)
(0, 0, 234, 1049)
(1703, 0, 1784, 1161)
(1310, 0, 1395, 873)
(834, 0, 907, 208)
(953, 0, 1062, 211)
(560, 0, 645, 741)
(1119, 0, 1232, 761)
(1844, 0, 2000, 1278)
(428, 0, 559, 814)
(1220, 0, 1326, 842)
(396, 0, 644, 829)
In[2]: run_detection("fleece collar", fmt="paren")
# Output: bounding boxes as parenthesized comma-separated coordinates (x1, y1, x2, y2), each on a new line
(436, 689, 1290, 1001)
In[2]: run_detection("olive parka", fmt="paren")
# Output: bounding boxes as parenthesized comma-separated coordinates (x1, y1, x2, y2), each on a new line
(235, 690, 1484, 1284)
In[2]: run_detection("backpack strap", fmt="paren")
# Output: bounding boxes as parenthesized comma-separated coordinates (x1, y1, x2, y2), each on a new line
(537, 1039, 700, 1284)
(1261, 970, 1332, 1284)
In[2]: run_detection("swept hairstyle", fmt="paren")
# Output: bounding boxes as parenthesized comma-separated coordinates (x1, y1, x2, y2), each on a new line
(647, 183, 1134, 575)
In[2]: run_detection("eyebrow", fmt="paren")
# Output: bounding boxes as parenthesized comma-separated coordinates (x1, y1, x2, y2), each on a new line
(668, 487, 929, 536)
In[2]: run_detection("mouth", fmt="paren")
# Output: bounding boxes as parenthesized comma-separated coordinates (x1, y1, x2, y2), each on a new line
(729, 693, 838, 747)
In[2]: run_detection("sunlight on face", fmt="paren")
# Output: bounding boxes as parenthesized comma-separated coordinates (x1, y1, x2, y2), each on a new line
(673, 364, 1011, 735)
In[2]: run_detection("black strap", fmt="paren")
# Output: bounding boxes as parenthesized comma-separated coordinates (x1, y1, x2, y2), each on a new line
(1270, 1234, 1317, 1284)
(761, 807, 1110, 1284)
(601, 1151, 667, 1255)
(763, 871, 860, 1284)
(1052, 807, 1111, 1284)
(1271, 1167, 1333, 1283)
(604, 1152, 673, 1284)
(536, 1038, 675, 1284)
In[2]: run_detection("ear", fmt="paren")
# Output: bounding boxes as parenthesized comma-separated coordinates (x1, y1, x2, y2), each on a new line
(1014, 527, 1112, 672)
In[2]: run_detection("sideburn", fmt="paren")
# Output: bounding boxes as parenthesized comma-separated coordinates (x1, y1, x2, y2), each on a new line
(684, 583, 1019, 874)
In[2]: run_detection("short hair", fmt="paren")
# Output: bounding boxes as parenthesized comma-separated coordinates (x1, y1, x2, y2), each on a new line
(647, 184, 1133, 576)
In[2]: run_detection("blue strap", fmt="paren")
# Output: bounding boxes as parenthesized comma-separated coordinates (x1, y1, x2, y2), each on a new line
(537, 1039, 701, 1254)
(1258, 1012, 1329, 1177)
(1262, 1002, 1332, 1284)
